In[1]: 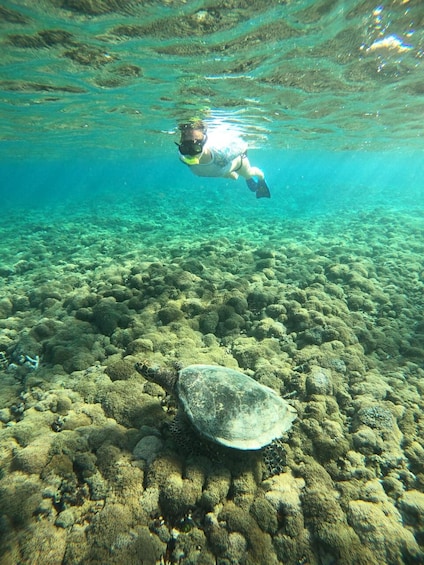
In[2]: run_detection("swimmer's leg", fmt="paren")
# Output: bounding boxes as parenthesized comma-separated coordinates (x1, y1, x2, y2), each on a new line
(225, 171, 239, 180)
(239, 158, 271, 198)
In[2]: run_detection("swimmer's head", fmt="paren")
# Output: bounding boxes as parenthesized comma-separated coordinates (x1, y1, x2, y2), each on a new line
(178, 120, 207, 138)
(176, 120, 207, 162)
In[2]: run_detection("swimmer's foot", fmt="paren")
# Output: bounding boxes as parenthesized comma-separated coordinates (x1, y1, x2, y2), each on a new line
(246, 177, 271, 198)
(246, 178, 258, 192)
(256, 178, 271, 199)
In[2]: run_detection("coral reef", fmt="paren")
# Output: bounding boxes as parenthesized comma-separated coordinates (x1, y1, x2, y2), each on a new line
(1, 206, 424, 564)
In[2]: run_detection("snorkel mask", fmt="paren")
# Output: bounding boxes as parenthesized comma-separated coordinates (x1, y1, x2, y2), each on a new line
(176, 135, 207, 165)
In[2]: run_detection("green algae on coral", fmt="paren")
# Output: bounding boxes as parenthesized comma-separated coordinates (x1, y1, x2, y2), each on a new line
(1, 204, 424, 563)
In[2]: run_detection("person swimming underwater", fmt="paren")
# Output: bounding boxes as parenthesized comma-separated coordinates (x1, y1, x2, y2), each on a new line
(176, 120, 271, 199)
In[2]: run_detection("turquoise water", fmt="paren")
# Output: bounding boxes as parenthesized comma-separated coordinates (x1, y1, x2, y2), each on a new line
(1, 150, 423, 225)
(1, 2, 424, 565)
(1, 1, 424, 213)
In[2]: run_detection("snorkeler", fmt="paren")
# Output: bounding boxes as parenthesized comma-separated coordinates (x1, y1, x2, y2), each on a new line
(176, 120, 271, 199)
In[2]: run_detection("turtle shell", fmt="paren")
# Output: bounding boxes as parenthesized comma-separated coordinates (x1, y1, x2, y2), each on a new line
(177, 364, 297, 450)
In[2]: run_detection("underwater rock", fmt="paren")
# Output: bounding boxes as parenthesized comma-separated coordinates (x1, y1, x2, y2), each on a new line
(179, 258, 205, 275)
(220, 311, 245, 335)
(132, 435, 163, 465)
(85, 471, 108, 501)
(85, 503, 164, 564)
(71, 450, 96, 480)
(31, 318, 60, 340)
(226, 294, 248, 314)
(132, 526, 166, 565)
(348, 482, 424, 564)
(230, 335, 280, 370)
(226, 531, 248, 563)
(10, 294, 30, 312)
(18, 521, 67, 564)
(55, 508, 75, 529)
(264, 471, 306, 540)
(0, 297, 13, 318)
(60, 409, 91, 431)
(231, 469, 259, 509)
(256, 257, 275, 270)
(350, 370, 392, 400)
(11, 333, 42, 365)
(199, 467, 231, 511)
(302, 415, 349, 463)
(157, 305, 184, 325)
(250, 497, 278, 534)
(105, 358, 136, 381)
(170, 527, 215, 565)
(41, 452, 74, 481)
(147, 454, 205, 517)
(181, 298, 206, 318)
(0, 407, 12, 423)
(43, 319, 104, 372)
(8, 409, 53, 447)
(298, 457, 377, 564)
(92, 297, 130, 336)
(305, 367, 334, 396)
(0, 473, 44, 528)
(74, 307, 93, 322)
(297, 324, 343, 347)
(100, 379, 159, 428)
(126, 337, 154, 354)
(165, 269, 199, 291)
(399, 489, 424, 528)
(102, 284, 133, 303)
(352, 426, 383, 455)
(266, 303, 287, 320)
(205, 514, 231, 558)
(50, 393, 73, 415)
(354, 402, 397, 430)
(253, 317, 287, 340)
(247, 288, 276, 311)
(198, 310, 219, 334)
(11, 434, 55, 475)
(351, 402, 405, 467)
(404, 440, 424, 476)
(218, 501, 279, 565)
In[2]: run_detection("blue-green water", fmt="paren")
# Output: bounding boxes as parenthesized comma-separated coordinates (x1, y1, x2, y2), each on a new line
(1, 2, 424, 565)
(1, 150, 423, 215)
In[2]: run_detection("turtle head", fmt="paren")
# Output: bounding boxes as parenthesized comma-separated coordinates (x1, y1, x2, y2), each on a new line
(135, 361, 178, 394)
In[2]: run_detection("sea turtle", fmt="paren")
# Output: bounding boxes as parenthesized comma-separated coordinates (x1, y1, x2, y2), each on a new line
(135, 361, 297, 476)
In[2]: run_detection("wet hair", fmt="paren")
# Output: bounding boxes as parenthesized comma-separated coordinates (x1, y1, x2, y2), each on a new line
(178, 120, 207, 136)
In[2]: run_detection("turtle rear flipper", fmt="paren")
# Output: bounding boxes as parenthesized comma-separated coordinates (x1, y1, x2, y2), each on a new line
(262, 439, 288, 478)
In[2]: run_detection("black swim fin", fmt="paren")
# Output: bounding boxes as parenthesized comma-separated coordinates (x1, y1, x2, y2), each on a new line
(246, 178, 258, 192)
(256, 178, 271, 198)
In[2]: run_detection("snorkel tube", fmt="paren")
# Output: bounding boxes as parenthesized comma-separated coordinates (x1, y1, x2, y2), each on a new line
(179, 153, 202, 165)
